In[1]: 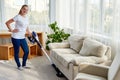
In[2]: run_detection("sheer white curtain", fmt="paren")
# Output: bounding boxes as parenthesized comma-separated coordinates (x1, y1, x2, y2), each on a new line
(0, 0, 6, 30)
(28, 0, 50, 32)
(111, 0, 120, 57)
(55, 0, 71, 28)
(55, 0, 118, 35)
(55, 0, 120, 58)
(108, 1, 120, 79)
(55, 0, 86, 34)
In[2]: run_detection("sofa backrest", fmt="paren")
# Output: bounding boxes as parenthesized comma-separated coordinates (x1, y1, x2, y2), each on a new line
(68, 35, 111, 59)
(68, 35, 87, 53)
(108, 52, 120, 80)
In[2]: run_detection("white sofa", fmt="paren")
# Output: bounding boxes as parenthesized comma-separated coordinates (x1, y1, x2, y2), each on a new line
(49, 35, 111, 80)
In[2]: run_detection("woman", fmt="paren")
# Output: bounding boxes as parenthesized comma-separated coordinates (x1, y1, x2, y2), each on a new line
(6, 5, 31, 70)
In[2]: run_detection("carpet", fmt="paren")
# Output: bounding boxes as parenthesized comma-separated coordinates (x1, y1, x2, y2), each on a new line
(0, 56, 67, 80)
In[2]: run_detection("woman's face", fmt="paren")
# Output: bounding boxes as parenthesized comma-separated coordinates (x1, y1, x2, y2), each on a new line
(21, 6, 29, 15)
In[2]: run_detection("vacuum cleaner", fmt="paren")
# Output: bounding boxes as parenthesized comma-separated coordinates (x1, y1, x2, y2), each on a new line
(28, 31, 65, 77)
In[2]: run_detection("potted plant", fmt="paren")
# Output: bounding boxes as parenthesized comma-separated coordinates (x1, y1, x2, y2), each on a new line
(46, 21, 70, 50)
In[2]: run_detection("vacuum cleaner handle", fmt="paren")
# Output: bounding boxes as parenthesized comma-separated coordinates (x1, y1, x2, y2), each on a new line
(28, 31, 53, 64)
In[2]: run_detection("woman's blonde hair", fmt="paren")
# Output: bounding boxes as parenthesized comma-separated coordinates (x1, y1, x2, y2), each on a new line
(19, 4, 28, 14)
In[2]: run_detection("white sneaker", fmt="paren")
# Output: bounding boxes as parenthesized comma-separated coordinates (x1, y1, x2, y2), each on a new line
(22, 66, 31, 69)
(17, 67, 24, 71)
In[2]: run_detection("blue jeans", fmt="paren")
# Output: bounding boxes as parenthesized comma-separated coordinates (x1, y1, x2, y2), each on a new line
(12, 38, 29, 67)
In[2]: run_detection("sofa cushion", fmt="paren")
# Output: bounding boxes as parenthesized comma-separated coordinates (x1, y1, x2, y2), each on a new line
(74, 73, 106, 80)
(79, 38, 107, 57)
(71, 56, 108, 66)
(68, 35, 87, 53)
(50, 48, 80, 68)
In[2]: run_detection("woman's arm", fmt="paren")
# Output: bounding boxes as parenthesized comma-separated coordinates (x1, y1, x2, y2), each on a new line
(5, 19, 18, 32)
(6, 19, 14, 32)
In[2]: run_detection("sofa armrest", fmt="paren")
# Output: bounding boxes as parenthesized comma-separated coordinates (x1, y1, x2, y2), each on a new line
(48, 42, 70, 49)
(78, 63, 109, 78)
(99, 60, 112, 66)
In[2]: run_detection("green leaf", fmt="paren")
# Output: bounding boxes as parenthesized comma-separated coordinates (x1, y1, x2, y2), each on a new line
(46, 21, 70, 50)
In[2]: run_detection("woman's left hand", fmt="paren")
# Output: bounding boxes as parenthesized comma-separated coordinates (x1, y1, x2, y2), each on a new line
(29, 32, 32, 37)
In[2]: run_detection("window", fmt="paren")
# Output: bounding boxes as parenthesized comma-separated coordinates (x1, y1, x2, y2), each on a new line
(76, 0, 85, 33)
(28, 0, 49, 25)
(88, 0, 101, 34)
(87, 0, 114, 37)
(104, 0, 114, 36)
(4, 0, 24, 21)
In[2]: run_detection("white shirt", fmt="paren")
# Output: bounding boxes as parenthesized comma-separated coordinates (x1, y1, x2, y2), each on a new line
(12, 14, 29, 39)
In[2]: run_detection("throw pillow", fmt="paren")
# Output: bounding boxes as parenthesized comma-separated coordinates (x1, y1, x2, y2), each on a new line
(79, 38, 107, 57)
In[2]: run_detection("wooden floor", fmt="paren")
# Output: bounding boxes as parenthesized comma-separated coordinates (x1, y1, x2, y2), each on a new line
(0, 56, 68, 80)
